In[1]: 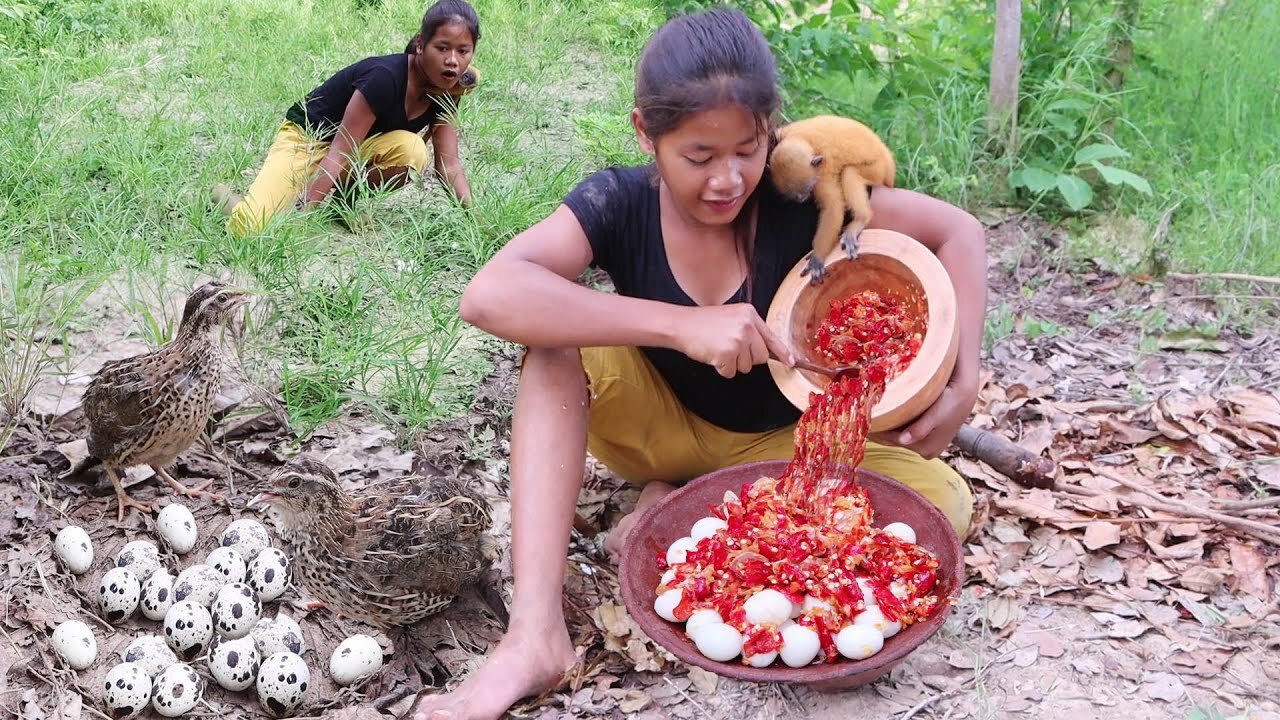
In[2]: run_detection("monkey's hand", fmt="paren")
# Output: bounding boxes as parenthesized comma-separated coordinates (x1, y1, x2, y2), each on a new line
(800, 252, 828, 285)
(840, 226, 861, 260)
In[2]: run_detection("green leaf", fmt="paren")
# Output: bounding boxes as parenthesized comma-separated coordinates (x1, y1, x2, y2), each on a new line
(1011, 166, 1059, 193)
(1047, 98, 1092, 112)
(1092, 163, 1154, 194)
(1157, 328, 1228, 352)
(1075, 143, 1130, 164)
(1045, 112, 1078, 136)
(1056, 174, 1093, 210)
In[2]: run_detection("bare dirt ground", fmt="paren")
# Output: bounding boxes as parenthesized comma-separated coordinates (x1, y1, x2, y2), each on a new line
(2, 217, 1278, 720)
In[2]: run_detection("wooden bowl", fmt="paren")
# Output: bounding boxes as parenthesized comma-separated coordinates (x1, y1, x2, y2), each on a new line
(766, 229, 959, 432)
(619, 459, 963, 691)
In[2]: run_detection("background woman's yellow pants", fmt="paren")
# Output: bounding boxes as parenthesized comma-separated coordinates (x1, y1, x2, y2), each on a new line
(226, 120, 429, 236)
(580, 346, 973, 537)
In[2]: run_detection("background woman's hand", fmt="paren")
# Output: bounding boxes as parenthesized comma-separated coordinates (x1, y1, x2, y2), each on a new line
(675, 304, 794, 378)
(870, 365, 978, 459)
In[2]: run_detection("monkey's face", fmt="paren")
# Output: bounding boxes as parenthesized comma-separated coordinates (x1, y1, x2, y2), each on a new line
(638, 104, 768, 228)
(769, 138, 821, 202)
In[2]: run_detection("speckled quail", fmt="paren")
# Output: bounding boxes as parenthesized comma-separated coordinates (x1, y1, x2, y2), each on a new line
(250, 457, 495, 628)
(83, 281, 251, 521)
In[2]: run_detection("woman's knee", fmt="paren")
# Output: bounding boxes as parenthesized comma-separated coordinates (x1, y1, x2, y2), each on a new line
(373, 131, 429, 171)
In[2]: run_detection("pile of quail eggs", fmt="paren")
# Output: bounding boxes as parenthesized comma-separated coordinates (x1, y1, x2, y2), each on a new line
(51, 504, 386, 718)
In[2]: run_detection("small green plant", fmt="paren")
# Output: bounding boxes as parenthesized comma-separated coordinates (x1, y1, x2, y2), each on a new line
(0, 258, 97, 452)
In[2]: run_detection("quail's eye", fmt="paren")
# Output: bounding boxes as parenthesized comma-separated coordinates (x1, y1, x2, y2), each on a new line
(286, 477, 301, 489)
(217, 292, 228, 302)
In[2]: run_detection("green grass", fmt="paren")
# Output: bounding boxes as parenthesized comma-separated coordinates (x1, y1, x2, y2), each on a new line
(0, 0, 657, 436)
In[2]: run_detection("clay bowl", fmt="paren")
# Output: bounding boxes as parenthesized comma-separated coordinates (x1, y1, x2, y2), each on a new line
(765, 229, 959, 432)
(619, 459, 963, 691)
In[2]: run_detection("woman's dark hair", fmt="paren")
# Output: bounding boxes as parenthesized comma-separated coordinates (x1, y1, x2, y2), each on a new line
(405, 0, 481, 54)
(635, 7, 781, 303)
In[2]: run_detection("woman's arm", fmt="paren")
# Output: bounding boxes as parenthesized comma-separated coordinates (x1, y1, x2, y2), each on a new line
(460, 205, 793, 376)
(298, 91, 377, 208)
(431, 123, 472, 207)
(866, 186, 988, 458)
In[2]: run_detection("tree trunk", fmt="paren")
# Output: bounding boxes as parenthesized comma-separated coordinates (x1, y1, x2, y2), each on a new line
(988, 0, 1023, 153)
(1103, 0, 1141, 135)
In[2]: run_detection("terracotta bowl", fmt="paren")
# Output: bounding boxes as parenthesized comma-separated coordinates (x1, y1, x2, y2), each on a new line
(618, 459, 964, 691)
(765, 229, 959, 432)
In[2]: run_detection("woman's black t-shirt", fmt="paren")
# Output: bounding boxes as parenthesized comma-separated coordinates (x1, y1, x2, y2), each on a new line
(563, 166, 819, 434)
(284, 53, 455, 140)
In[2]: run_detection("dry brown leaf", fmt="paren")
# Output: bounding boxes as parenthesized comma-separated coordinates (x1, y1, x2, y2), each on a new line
(1028, 631, 1065, 658)
(619, 692, 651, 713)
(1178, 565, 1227, 594)
(1082, 522, 1122, 550)
(983, 594, 1019, 630)
(1084, 555, 1125, 585)
(685, 667, 717, 695)
(1169, 648, 1234, 678)
(1228, 542, 1272, 599)
(1143, 672, 1184, 702)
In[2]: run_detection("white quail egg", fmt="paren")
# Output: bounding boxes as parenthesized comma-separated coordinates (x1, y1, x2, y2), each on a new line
(251, 614, 305, 657)
(854, 606, 901, 638)
(835, 624, 885, 660)
(256, 651, 310, 717)
(51, 620, 97, 670)
(652, 588, 683, 622)
(211, 582, 261, 639)
(219, 519, 271, 563)
(801, 595, 834, 615)
(101, 662, 151, 719)
(54, 526, 94, 574)
(665, 536, 698, 565)
(689, 516, 728, 542)
(328, 634, 383, 686)
(163, 601, 214, 661)
(150, 662, 204, 717)
(692, 622, 742, 662)
(882, 521, 917, 544)
(744, 648, 778, 668)
(658, 568, 676, 588)
(207, 634, 260, 691)
(99, 567, 141, 624)
(155, 504, 198, 555)
(247, 547, 290, 602)
(684, 608, 723, 640)
(122, 634, 178, 678)
(114, 540, 162, 582)
(856, 577, 878, 607)
(140, 570, 176, 621)
(206, 546, 247, 584)
(779, 622, 821, 667)
(743, 589, 792, 626)
(173, 564, 222, 607)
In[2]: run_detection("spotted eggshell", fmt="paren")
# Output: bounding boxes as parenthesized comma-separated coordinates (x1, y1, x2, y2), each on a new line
(51, 620, 97, 670)
(54, 526, 94, 574)
(102, 662, 151, 719)
(219, 519, 271, 564)
(206, 546, 247, 584)
(99, 567, 140, 624)
(328, 634, 383, 686)
(114, 540, 163, 582)
(207, 634, 260, 691)
(122, 634, 177, 679)
(155, 504, 198, 555)
(211, 582, 261, 639)
(173, 564, 222, 607)
(150, 662, 204, 717)
(246, 547, 290, 602)
(140, 570, 176, 621)
(256, 652, 310, 718)
(163, 601, 214, 661)
(250, 614, 305, 657)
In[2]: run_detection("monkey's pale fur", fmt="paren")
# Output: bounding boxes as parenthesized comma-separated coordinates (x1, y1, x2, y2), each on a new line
(770, 115, 896, 283)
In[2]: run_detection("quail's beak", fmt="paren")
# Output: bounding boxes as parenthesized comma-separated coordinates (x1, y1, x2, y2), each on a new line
(227, 288, 256, 307)
(248, 491, 279, 508)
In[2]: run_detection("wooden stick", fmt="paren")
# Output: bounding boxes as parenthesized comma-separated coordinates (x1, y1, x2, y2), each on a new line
(1094, 470, 1280, 545)
(953, 425, 1056, 489)
(1167, 272, 1280, 286)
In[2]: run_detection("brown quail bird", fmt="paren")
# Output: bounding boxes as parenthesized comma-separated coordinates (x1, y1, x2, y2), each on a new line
(250, 457, 495, 628)
(83, 281, 251, 521)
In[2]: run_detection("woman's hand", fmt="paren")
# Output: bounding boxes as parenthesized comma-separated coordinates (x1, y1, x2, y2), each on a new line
(871, 364, 978, 459)
(674, 304, 794, 378)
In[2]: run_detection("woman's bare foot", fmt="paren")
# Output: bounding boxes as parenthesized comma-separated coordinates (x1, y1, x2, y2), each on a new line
(605, 481, 677, 563)
(411, 622, 575, 720)
(211, 183, 241, 216)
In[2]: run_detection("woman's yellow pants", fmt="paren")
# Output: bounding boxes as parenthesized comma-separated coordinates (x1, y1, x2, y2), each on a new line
(581, 346, 973, 537)
(226, 120, 429, 236)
